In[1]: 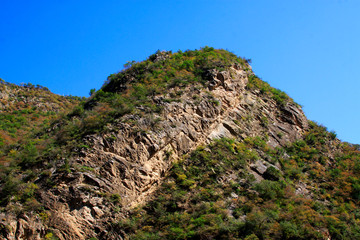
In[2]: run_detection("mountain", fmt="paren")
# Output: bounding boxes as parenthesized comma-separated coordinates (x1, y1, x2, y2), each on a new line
(0, 48, 360, 240)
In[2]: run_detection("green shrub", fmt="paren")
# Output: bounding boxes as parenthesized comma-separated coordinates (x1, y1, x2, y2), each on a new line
(263, 166, 282, 181)
(254, 180, 285, 200)
(280, 221, 300, 239)
(0, 173, 20, 205)
(110, 193, 121, 204)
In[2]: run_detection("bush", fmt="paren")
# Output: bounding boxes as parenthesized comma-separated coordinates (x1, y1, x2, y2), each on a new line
(280, 221, 300, 239)
(0, 174, 20, 205)
(254, 180, 285, 200)
(110, 193, 121, 204)
(263, 166, 282, 181)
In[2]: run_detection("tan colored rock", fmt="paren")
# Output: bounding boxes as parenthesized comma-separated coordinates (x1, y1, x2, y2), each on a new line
(1, 65, 309, 239)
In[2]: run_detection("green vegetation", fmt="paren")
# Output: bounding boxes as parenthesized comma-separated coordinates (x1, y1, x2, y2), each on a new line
(247, 75, 292, 106)
(0, 80, 81, 208)
(0, 48, 359, 239)
(0, 47, 249, 211)
(46, 47, 251, 151)
(114, 124, 360, 239)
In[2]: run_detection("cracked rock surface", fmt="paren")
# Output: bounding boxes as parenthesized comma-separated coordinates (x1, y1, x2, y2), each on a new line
(0, 66, 309, 240)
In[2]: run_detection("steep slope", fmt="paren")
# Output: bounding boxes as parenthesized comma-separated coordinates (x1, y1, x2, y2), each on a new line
(0, 48, 359, 240)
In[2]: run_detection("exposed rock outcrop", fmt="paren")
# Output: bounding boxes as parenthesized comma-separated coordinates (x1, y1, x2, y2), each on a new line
(0, 65, 310, 239)
(0, 60, 310, 239)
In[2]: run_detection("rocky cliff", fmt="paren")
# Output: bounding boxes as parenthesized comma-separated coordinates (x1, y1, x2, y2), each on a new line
(0, 48, 359, 240)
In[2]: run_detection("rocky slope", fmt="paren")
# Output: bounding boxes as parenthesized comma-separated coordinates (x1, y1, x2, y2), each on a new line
(0, 48, 359, 240)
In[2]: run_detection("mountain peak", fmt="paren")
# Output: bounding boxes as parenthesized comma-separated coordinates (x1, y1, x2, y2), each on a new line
(0, 48, 359, 240)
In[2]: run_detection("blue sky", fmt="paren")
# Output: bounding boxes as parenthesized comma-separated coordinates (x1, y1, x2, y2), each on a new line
(1, 0, 359, 144)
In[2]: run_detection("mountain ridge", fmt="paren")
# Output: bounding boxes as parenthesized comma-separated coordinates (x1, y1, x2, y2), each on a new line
(0, 48, 359, 240)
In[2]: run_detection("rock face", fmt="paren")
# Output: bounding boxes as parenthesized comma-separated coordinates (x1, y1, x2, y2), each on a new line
(79, 65, 307, 206)
(0, 66, 308, 239)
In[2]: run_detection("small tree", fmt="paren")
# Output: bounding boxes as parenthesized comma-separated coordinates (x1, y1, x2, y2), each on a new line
(89, 88, 96, 96)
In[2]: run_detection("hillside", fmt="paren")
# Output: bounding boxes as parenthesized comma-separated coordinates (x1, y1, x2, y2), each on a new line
(0, 81, 83, 166)
(0, 48, 360, 240)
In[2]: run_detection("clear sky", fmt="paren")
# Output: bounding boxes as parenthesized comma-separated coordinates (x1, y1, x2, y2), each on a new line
(1, 0, 359, 144)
